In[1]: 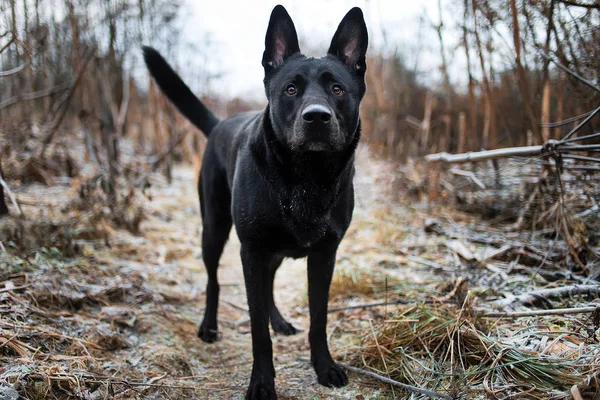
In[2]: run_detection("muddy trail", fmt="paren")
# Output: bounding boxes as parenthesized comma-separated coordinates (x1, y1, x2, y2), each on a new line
(2, 146, 599, 400)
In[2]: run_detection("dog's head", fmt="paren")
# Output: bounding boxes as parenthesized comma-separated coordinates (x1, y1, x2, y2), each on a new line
(263, 5, 368, 153)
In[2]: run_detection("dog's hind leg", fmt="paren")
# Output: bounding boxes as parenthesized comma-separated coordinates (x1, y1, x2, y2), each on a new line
(267, 257, 298, 335)
(198, 167, 232, 343)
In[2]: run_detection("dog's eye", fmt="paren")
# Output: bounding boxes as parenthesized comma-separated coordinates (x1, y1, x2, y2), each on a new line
(332, 84, 344, 95)
(286, 84, 297, 96)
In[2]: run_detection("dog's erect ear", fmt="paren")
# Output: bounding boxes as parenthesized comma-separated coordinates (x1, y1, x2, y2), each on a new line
(262, 5, 300, 73)
(328, 7, 368, 76)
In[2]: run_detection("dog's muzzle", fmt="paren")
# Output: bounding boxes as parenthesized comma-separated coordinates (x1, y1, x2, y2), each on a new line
(292, 104, 343, 152)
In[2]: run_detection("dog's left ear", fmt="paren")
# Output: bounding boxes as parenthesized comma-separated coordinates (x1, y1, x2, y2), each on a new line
(328, 7, 368, 76)
(262, 5, 300, 73)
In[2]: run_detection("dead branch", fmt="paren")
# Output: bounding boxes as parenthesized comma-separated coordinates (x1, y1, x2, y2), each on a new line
(562, 105, 600, 141)
(426, 145, 544, 163)
(506, 285, 600, 307)
(0, 80, 73, 110)
(151, 129, 188, 171)
(39, 49, 95, 158)
(539, 51, 600, 94)
(482, 306, 598, 318)
(541, 110, 596, 128)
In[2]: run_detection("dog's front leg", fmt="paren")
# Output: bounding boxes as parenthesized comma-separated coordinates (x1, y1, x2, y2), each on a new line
(242, 245, 277, 400)
(307, 247, 348, 388)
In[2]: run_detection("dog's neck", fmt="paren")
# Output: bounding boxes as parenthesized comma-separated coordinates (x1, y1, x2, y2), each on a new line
(260, 105, 360, 188)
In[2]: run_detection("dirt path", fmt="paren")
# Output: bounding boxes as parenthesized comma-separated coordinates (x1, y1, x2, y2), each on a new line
(87, 146, 422, 399)
(4, 144, 597, 399)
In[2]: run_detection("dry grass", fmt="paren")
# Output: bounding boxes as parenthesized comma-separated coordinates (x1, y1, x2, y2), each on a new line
(329, 269, 397, 300)
(356, 302, 600, 398)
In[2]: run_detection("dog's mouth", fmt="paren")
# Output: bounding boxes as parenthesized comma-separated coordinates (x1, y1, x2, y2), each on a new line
(299, 137, 337, 152)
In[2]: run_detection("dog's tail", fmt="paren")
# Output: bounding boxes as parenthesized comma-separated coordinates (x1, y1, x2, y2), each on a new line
(142, 46, 219, 137)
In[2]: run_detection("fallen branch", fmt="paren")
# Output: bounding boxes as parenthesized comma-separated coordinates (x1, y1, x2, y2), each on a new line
(0, 284, 31, 294)
(503, 285, 600, 308)
(426, 106, 600, 164)
(296, 356, 453, 399)
(426, 145, 544, 163)
(482, 306, 599, 318)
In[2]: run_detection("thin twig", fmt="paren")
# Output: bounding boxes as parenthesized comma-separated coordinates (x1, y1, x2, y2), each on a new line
(482, 306, 599, 318)
(540, 110, 595, 127)
(563, 131, 600, 144)
(563, 154, 600, 162)
(296, 356, 453, 399)
(39, 49, 96, 158)
(0, 37, 15, 54)
(328, 299, 438, 313)
(151, 129, 188, 171)
(538, 51, 600, 94)
(0, 80, 73, 111)
(562, 105, 600, 141)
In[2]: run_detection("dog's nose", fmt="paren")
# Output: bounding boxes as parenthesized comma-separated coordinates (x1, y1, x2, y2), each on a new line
(302, 104, 331, 124)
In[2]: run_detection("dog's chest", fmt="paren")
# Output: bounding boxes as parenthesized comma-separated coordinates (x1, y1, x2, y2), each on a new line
(277, 184, 338, 248)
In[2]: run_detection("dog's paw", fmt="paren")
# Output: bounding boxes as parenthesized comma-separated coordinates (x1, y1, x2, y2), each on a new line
(272, 319, 298, 336)
(316, 363, 348, 388)
(245, 378, 276, 400)
(197, 322, 218, 343)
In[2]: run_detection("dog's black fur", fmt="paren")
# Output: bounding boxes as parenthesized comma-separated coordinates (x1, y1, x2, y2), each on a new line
(143, 5, 367, 399)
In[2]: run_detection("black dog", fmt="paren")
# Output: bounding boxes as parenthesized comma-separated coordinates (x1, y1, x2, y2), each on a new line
(143, 5, 367, 399)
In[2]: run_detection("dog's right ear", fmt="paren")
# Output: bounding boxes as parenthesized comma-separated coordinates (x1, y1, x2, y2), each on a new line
(328, 8, 368, 77)
(262, 5, 300, 74)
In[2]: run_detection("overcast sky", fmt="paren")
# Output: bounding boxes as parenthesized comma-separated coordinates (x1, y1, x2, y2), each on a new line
(175, 0, 463, 100)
